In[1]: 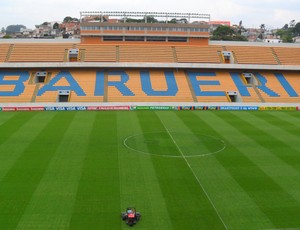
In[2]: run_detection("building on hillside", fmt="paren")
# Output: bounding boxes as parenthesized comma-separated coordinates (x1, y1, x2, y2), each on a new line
(33, 21, 80, 38)
(209, 21, 231, 32)
(60, 22, 80, 38)
(294, 36, 300, 43)
(34, 23, 53, 37)
(18, 28, 34, 38)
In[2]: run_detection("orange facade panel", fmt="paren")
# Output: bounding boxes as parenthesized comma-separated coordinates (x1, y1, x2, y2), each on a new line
(125, 31, 146, 35)
(168, 31, 189, 35)
(188, 38, 209, 45)
(104, 30, 124, 34)
(80, 30, 101, 34)
(81, 37, 102, 44)
(189, 32, 209, 37)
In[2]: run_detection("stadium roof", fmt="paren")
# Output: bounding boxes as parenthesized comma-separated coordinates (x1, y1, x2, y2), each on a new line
(80, 11, 210, 22)
(1, 39, 300, 47)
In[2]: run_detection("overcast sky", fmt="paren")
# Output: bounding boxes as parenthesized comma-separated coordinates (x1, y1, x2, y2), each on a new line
(1, 0, 299, 30)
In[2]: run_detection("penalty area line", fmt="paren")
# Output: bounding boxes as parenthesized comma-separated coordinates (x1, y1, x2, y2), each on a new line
(157, 113, 228, 230)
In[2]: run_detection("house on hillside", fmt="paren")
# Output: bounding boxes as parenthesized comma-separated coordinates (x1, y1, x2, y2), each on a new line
(60, 21, 80, 37)
(294, 36, 300, 43)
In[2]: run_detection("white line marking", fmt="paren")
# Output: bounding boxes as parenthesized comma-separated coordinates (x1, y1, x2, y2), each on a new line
(123, 131, 226, 158)
(123, 132, 182, 158)
(157, 113, 228, 230)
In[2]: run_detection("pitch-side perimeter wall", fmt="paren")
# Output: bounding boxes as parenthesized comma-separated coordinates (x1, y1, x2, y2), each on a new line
(0, 102, 299, 111)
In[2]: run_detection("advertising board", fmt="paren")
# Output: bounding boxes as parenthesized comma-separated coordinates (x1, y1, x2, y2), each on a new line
(259, 106, 297, 111)
(220, 106, 258, 111)
(87, 106, 130, 111)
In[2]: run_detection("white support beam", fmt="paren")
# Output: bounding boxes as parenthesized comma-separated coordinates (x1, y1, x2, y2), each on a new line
(80, 11, 210, 22)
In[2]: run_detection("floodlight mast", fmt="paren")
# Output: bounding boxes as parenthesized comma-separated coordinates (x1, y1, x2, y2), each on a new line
(80, 11, 210, 23)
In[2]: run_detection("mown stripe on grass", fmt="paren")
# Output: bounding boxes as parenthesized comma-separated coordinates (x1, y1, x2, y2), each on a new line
(124, 111, 180, 157)
(280, 110, 300, 120)
(241, 111, 300, 164)
(0, 112, 37, 145)
(225, 111, 300, 215)
(15, 112, 96, 230)
(0, 112, 17, 126)
(0, 112, 55, 182)
(136, 110, 227, 230)
(117, 111, 173, 230)
(270, 111, 300, 129)
(255, 111, 300, 137)
(224, 111, 300, 172)
(171, 111, 274, 229)
(157, 111, 228, 230)
(158, 111, 221, 156)
(203, 111, 300, 229)
(68, 111, 121, 230)
(0, 112, 76, 229)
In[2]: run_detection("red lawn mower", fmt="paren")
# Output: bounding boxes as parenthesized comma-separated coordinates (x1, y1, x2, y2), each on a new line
(121, 207, 141, 227)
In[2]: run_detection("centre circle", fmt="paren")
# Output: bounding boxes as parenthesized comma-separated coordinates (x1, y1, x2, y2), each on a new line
(123, 131, 225, 158)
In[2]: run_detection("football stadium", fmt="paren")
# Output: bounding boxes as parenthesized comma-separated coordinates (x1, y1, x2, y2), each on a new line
(1, 11, 300, 229)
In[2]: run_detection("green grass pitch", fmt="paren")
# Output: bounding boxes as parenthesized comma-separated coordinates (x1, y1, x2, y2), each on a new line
(0, 110, 300, 230)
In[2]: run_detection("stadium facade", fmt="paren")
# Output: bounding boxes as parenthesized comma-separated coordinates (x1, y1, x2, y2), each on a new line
(0, 11, 300, 111)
